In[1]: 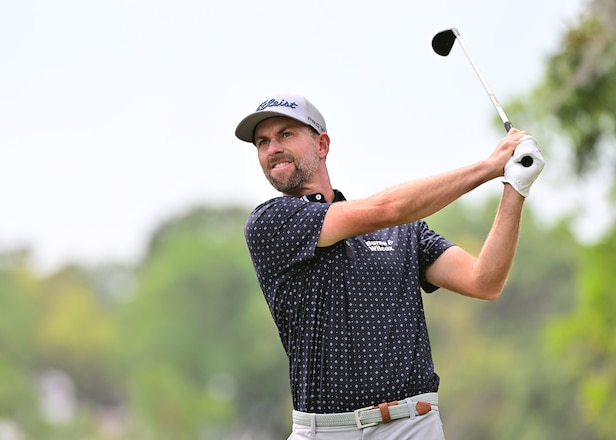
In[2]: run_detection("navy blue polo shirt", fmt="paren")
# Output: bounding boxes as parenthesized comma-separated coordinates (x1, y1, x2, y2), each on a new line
(244, 190, 454, 413)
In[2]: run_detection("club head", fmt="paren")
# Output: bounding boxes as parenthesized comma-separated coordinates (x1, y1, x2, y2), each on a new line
(431, 28, 460, 56)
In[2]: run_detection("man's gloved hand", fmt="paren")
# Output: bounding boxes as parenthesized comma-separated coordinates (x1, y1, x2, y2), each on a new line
(502, 135, 545, 197)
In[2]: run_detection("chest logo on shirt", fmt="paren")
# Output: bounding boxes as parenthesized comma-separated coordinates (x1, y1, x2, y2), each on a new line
(364, 240, 394, 252)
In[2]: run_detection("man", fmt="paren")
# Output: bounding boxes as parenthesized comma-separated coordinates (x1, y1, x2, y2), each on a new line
(235, 94, 544, 439)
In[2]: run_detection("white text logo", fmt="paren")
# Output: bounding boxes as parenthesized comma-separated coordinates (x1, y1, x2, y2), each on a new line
(364, 240, 394, 252)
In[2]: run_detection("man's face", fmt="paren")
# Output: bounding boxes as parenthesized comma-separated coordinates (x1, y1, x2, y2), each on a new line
(253, 117, 321, 195)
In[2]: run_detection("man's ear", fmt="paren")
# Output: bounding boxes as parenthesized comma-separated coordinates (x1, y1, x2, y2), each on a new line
(317, 133, 330, 158)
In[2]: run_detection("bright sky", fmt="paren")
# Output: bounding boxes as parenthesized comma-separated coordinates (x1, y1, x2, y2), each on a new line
(1, 0, 595, 272)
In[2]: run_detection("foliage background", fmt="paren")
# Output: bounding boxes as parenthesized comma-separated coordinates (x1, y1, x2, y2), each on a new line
(1, 197, 613, 439)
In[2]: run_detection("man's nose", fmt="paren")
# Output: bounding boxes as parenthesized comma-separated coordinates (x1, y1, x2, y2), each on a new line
(266, 139, 284, 154)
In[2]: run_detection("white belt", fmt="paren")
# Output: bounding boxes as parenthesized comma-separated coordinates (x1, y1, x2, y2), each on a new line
(292, 392, 438, 429)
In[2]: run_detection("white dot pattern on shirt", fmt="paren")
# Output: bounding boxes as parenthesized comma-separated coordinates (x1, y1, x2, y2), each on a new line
(244, 195, 453, 413)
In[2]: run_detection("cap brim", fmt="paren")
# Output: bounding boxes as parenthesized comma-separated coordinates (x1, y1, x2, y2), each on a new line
(234, 111, 278, 143)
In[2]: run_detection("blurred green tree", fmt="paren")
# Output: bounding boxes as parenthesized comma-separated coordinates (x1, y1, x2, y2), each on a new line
(507, 0, 616, 437)
(38, 266, 121, 398)
(508, 0, 616, 176)
(119, 207, 288, 439)
(546, 226, 616, 438)
(0, 250, 41, 432)
(426, 197, 583, 439)
(0, 199, 594, 438)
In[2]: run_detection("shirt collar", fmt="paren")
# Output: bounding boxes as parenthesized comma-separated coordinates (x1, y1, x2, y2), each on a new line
(301, 189, 346, 203)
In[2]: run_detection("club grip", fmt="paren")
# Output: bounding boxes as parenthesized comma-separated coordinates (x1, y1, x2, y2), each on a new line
(504, 121, 533, 167)
(521, 156, 534, 167)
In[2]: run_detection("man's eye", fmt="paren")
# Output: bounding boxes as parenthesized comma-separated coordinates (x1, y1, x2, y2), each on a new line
(257, 139, 268, 148)
(282, 131, 292, 138)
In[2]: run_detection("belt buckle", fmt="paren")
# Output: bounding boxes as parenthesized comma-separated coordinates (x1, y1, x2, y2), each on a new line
(353, 406, 378, 429)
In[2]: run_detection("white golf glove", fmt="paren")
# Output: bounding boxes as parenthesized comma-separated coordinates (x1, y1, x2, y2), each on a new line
(502, 135, 545, 197)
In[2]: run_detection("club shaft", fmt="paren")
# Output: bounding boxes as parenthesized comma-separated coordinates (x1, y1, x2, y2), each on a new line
(453, 31, 512, 132)
(435, 28, 533, 167)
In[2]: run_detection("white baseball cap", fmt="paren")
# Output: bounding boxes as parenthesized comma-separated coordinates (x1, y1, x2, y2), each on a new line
(235, 94, 327, 143)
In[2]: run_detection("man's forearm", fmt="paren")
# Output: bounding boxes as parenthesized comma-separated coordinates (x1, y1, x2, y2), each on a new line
(318, 130, 526, 248)
(371, 160, 498, 226)
(319, 160, 500, 247)
(471, 184, 525, 297)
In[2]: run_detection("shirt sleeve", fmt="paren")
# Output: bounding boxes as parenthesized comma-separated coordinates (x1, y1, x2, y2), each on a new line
(417, 220, 455, 293)
(244, 196, 330, 285)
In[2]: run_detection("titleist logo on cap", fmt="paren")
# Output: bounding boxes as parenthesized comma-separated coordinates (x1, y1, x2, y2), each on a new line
(234, 93, 326, 143)
(256, 98, 298, 112)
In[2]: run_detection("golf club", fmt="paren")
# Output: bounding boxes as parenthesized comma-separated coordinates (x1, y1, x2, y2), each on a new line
(432, 27, 533, 167)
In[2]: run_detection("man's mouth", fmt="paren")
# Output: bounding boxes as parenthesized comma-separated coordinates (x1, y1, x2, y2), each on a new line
(272, 161, 292, 170)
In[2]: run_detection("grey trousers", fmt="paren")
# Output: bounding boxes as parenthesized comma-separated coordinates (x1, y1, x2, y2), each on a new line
(288, 399, 445, 440)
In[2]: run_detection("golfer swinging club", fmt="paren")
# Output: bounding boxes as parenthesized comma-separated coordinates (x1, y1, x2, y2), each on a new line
(235, 94, 544, 439)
